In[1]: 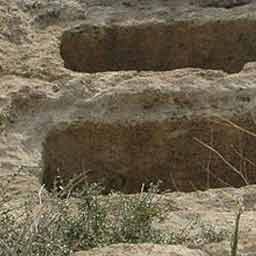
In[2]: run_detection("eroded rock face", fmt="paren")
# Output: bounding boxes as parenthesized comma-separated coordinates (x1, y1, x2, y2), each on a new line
(42, 70, 256, 193)
(1, 0, 256, 254)
(61, 6, 256, 73)
(1, 0, 256, 195)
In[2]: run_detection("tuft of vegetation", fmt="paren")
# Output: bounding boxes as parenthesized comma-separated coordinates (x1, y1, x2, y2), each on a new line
(0, 170, 238, 256)
(0, 174, 176, 256)
(0, 111, 12, 133)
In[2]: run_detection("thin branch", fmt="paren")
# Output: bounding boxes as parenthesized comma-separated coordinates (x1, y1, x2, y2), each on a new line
(194, 137, 249, 186)
(213, 116, 256, 138)
(38, 184, 45, 205)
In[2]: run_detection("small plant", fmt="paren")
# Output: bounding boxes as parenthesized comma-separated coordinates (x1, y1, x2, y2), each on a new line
(58, 181, 111, 251)
(0, 183, 72, 255)
(111, 182, 161, 243)
(0, 111, 11, 133)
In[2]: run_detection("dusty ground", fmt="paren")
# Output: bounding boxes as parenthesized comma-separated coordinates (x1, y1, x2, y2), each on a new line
(1, 0, 256, 255)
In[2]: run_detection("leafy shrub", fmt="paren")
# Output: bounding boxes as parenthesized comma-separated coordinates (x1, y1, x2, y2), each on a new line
(0, 174, 176, 256)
